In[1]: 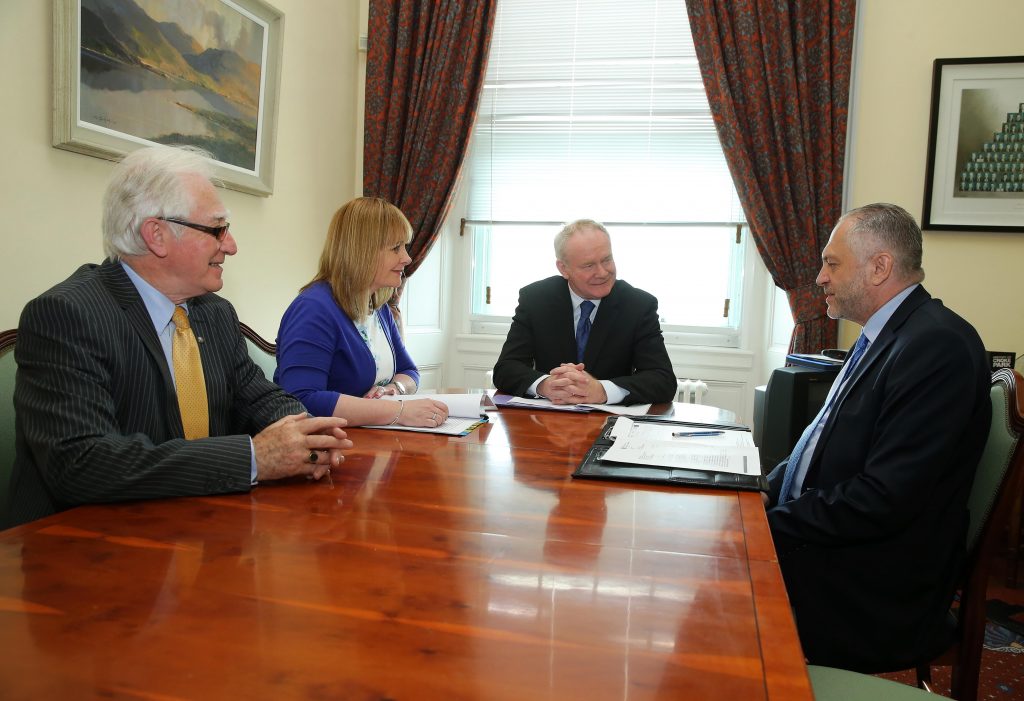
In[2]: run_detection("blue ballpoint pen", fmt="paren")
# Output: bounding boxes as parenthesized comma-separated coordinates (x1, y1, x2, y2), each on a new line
(672, 430, 725, 438)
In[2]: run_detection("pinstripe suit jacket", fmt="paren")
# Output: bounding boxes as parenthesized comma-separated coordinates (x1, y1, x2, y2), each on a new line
(7, 260, 304, 527)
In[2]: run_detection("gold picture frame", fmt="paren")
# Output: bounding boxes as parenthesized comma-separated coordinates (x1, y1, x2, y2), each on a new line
(53, 0, 284, 197)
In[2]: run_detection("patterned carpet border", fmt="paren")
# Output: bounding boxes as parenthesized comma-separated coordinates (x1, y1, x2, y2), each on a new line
(875, 615, 1024, 699)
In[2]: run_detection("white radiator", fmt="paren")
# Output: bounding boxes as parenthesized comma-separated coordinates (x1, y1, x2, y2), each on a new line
(676, 379, 709, 404)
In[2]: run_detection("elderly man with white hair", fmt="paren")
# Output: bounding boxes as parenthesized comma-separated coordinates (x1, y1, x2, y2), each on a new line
(8, 145, 351, 527)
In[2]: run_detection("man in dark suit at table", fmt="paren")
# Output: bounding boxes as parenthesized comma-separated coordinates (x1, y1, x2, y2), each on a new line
(7, 145, 352, 528)
(492, 219, 676, 406)
(765, 203, 991, 673)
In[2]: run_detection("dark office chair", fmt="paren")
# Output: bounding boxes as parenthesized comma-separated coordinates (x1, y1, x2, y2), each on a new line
(0, 329, 18, 526)
(239, 322, 277, 380)
(916, 368, 1024, 701)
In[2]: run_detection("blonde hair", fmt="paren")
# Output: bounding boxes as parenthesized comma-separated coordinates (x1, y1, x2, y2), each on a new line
(304, 197, 413, 322)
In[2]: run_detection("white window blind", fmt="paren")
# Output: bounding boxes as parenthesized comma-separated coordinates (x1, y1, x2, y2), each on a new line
(467, 0, 745, 224)
(464, 0, 747, 341)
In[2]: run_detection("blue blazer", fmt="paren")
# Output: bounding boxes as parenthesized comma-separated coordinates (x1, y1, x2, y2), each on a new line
(9, 260, 304, 527)
(766, 285, 991, 672)
(274, 281, 420, 417)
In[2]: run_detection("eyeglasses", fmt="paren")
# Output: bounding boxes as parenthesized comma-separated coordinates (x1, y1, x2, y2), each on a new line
(157, 217, 230, 240)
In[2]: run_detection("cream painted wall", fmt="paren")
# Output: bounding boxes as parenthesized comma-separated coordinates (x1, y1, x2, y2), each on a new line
(843, 0, 1024, 358)
(0, 0, 362, 339)
(4, 1, 1021, 364)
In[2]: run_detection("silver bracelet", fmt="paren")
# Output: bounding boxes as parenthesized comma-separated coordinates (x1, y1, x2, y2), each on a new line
(389, 400, 404, 425)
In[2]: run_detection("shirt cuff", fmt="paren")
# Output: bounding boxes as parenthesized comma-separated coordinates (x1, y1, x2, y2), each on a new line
(600, 381, 627, 405)
(527, 375, 550, 398)
(249, 437, 258, 485)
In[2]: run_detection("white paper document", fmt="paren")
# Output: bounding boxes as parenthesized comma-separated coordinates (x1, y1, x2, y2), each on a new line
(504, 396, 652, 415)
(504, 397, 591, 412)
(381, 393, 486, 418)
(602, 417, 761, 475)
(579, 402, 653, 416)
(363, 416, 486, 436)
(363, 394, 489, 435)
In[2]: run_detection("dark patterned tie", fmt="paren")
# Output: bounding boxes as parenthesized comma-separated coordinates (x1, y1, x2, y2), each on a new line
(779, 333, 870, 502)
(576, 300, 594, 362)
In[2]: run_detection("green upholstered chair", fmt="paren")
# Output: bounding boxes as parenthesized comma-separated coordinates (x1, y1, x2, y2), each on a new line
(0, 329, 17, 526)
(239, 322, 277, 381)
(809, 666, 938, 700)
(917, 368, 1024, 701)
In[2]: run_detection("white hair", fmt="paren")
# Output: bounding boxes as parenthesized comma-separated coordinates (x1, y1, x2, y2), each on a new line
(553, 219, 610, 261)
(102, 145, 216, 260)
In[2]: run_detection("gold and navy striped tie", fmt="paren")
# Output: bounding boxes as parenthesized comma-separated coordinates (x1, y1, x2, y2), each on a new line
(171, 306, 209, 439)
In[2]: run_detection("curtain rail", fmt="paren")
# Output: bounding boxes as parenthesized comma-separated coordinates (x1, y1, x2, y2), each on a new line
(459, 218, 745, 237)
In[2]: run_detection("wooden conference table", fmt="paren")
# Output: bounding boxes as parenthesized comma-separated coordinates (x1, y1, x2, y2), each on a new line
(0, 398, 812, 700)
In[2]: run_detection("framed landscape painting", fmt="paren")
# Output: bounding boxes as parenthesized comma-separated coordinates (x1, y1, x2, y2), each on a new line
(53, 0, 283, 196)
(923, 56, 1024, 232)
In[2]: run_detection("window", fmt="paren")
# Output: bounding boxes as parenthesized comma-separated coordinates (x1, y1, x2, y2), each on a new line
(464, 0, 747, 345)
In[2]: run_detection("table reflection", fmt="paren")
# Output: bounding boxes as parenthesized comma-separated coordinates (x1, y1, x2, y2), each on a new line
(0, 402, 808, 700)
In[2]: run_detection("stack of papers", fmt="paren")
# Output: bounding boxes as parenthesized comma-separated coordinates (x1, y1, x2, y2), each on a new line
(493, 394, 653, 416)
(602, 417, 760, 476)
(786, 353, 843, 370)
(572, 416, 767, 492)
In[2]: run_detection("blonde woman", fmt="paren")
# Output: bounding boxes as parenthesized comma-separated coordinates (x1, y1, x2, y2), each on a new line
(275, 197, 449, 428)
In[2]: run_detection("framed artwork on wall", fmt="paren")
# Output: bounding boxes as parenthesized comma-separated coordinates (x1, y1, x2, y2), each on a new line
(53, 0, 284, 197)
(923, 56, 1024, 232)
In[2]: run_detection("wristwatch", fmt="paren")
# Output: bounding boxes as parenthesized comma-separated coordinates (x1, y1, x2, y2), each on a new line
(393, 379, 408, 395)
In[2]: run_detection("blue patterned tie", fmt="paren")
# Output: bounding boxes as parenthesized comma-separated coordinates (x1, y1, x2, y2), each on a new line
(576, 300, 595, 362)
(779, 333, 870, 503)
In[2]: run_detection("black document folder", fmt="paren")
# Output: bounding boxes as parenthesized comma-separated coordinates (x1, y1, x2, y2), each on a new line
(572, 416, 768, 492)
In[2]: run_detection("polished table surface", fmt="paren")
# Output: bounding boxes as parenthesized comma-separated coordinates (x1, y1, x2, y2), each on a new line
(0, 400, 812, 700)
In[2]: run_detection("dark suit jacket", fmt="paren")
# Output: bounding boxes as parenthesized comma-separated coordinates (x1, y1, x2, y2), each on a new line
(7, 260, 304, 527)
(492, 276, 676, 404)
(766, 285, 991, 672)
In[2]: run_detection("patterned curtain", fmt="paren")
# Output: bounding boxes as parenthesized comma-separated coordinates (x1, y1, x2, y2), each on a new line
(685, 0, 856, 353)
(364, 0, 497, 279)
